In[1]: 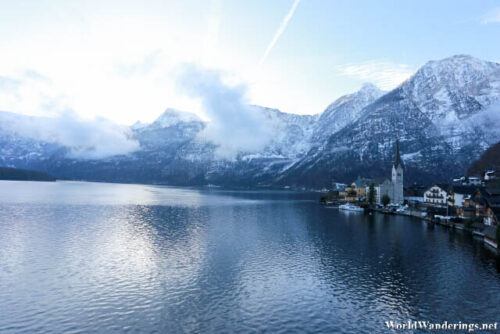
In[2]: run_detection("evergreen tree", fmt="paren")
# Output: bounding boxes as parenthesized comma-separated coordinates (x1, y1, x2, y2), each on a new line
(368, 183, 376, 206)
(381, 194, 391, 206)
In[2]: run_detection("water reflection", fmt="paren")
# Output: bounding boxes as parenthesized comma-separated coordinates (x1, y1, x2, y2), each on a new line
(0, 181, 499, 333)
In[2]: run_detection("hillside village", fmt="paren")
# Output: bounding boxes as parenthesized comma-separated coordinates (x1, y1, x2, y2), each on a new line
(321, 140, 500, 251)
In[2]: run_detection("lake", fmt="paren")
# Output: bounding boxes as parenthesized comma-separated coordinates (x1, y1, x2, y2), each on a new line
(0, 181, 499, 333)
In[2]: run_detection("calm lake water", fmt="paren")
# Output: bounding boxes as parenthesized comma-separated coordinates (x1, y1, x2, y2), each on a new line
(1, 181, 499, 333)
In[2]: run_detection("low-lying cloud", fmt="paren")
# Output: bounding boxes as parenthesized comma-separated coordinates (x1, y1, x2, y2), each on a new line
(1, 111, 140, 159)
(176, 64, 275, 159)
(0, 71, 139, 159)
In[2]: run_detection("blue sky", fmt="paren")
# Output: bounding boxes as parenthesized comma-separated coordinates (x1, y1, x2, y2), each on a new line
(0, 0, 499, 124)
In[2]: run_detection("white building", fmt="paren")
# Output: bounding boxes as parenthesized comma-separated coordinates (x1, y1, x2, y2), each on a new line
(424, 185, 449, 205)
(366, 140, 404, 205)
(452, 176, 483, 186)
(450, 185, 477, 207)
(468, 177, 482, 186)
(484, 170, 496, 182)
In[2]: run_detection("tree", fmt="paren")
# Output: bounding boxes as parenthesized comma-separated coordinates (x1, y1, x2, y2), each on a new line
(368, 183, 376, 206)
(381, 194, 391, 207)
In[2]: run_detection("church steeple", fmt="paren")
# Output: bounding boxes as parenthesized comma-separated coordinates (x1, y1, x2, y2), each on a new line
(393, 139, 404, 169)
(391, 138, 404, 204)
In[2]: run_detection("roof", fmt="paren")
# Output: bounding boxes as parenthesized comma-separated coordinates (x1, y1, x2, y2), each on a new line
(488, 197, 500, 205)
(353, 177, 371, 188)
(371, 177, 388, 185)
(405, 188, 425, 197)
(486, 188, 500, 196)
(451, 185, 478, 195)
(393, 139, 404, 169)
(461, 206, 475, 211)
(472, 187, 500, 207)
(428, 184, 449, 192)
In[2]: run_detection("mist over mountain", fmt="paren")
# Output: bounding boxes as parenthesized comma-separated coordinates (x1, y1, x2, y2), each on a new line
(1, 55, 499, 188)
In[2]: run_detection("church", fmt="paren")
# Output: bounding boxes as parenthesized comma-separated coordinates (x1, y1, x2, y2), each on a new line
(369, 140, 404, 204)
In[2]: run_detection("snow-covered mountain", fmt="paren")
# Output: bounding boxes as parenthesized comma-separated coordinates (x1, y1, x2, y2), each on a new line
(311, 83, 384, 145)
(0, 111, 64, 168)
(277, 55, 500, 187)
(1, 55, 499, 188)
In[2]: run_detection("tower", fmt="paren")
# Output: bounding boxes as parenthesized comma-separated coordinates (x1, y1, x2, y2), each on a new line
(391, 139, 404, 204)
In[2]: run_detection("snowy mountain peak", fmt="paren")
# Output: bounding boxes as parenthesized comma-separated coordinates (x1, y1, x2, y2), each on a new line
(1, 55, 500, 188)
(423, 54, 498, 70)
(359, 82, 382, 94)
(413, 55, 500, 88)
(402, 54, 500, 123)
(152, 108, 203, 128)
(130, 120, 148, 130)
(310, 83, 385, 144)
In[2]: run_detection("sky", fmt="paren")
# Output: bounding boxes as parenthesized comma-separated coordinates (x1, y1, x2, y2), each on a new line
(0, 0, 500, 125)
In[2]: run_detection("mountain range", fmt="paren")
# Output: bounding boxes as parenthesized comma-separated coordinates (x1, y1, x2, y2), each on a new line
(1, 55, 499, 188)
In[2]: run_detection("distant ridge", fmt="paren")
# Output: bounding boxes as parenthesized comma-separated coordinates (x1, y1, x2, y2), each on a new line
(0, 167, 55, 181)
(1, 54, 499, 188)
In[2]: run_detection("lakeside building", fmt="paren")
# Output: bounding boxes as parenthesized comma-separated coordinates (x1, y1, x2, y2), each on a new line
(423, 184, 449, 206)
(331, 182, 347, 192)
(471, 188, 500, 225)
(449, 185, 478, 207)
(452, 176, 483, 186)
(365, 140, 405, 204)
(344, 177, 371, 201)
(404, 184, 426, 203)
(484, 170, 497, 182)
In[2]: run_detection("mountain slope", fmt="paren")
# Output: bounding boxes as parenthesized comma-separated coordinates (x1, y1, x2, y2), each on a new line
(277, 55, 500, 187)
(1, 55, 499, 188)
(311, 83, 384, 145)
(467, 141, 500, 176)
(0, 167, 55, 181)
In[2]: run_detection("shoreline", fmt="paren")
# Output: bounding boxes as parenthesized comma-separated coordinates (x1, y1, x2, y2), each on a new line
(379, 207, 499, 253)
(321, 201, 498, 253)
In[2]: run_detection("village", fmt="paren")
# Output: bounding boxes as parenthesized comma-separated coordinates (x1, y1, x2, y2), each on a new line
(320, 140, 500, 251)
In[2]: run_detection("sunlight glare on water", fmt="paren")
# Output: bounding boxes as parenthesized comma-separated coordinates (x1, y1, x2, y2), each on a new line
(0, 181, 499, 333)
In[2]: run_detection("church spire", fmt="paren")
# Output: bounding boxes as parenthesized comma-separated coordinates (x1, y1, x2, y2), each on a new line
(393, 139, 404, 169)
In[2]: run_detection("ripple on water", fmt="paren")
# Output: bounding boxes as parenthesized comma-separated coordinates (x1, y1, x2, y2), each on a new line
(0, 182, 499, 333)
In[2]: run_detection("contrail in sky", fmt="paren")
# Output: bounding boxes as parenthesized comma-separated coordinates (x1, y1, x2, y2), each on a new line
(259, 0, 301, 65)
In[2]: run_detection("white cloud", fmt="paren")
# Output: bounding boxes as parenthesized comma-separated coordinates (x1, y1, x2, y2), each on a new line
(0, 72, 139, 159)
(0, 71, 71, 118)
(1, 111, 140, 160)
(259, 0, 301, 65)
(176, 64, 275, 159)
(335, 61, 415, 90)
(481, 7, 500, 24)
